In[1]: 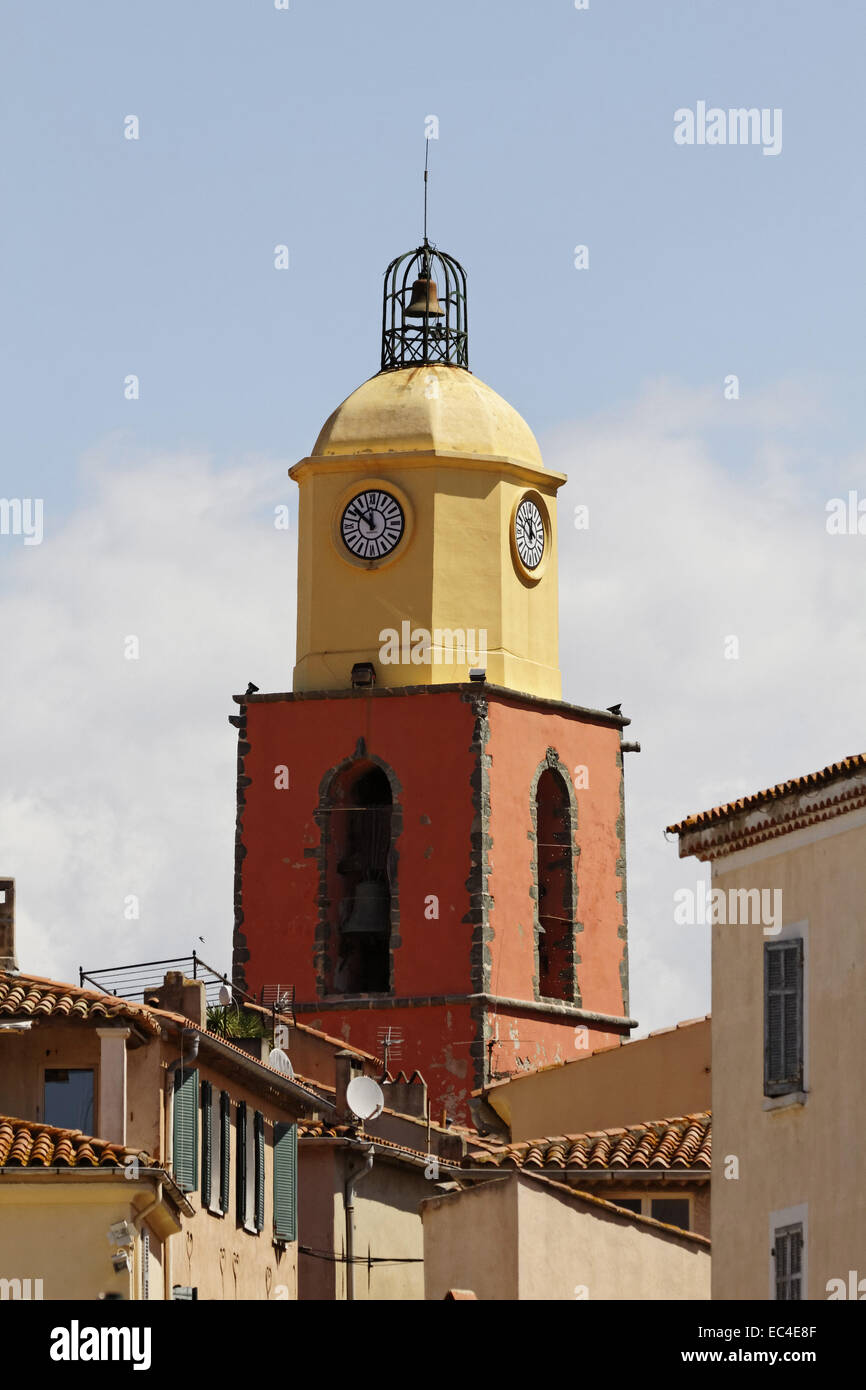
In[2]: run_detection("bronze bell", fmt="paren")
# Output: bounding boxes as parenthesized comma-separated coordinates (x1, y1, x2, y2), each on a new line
(405, 275, 444, 318)
(342, 878, 391, 934)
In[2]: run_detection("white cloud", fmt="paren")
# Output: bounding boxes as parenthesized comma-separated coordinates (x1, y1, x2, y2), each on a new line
(546, 376, 866, 1032)
(0, 438, 296, 986)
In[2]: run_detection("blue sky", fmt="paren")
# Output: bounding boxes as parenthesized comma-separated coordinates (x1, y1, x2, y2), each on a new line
(3, 0, 864, 503)
(1, 1, 865, 1039)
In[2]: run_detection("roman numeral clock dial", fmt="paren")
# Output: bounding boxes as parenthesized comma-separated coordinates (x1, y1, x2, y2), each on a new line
(514, 495, 545, 571)
(340, 490, 405, 560)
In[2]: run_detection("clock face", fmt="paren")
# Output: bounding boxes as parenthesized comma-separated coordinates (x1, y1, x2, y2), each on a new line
(514, 496, 545, 570)
(341, 489, 405, 560)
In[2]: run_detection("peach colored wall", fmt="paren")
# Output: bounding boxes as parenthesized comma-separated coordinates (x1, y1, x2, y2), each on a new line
(0, 1026, 100, 1129)
(486, 1018, 711, 1139)
(422, 1175, 710, 1301)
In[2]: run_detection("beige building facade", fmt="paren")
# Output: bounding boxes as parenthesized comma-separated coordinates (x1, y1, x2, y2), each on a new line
(0, 953, 327, 1300)
(669, 753, 866, 1300)
(422, 1170, 710, 1300)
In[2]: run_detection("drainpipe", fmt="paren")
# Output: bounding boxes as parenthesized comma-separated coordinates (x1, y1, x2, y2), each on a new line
(131, 1181, 163, 1303)
(343, 1143, 374, 1302)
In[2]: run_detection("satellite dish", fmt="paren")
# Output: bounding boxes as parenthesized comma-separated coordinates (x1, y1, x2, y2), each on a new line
(268, 1047, 294, 1077)
(346, 1075, 384, 1121)
(218, 985, 232, 1007)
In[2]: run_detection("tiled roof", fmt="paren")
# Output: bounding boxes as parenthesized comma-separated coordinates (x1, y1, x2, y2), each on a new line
(299, 1118, 450, 1166)
(465, 1112, 711, 1173)
(0, 1115, 156, 1169)
(0, 972, 163, 1036)
(666, 754, 866, 835)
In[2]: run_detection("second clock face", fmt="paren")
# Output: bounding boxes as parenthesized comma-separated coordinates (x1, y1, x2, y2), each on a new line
(341, 489, 405, 560)
(514, 496, 545, 570)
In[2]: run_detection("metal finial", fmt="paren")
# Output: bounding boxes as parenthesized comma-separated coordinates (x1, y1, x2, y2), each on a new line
(423, 138, 430, 245)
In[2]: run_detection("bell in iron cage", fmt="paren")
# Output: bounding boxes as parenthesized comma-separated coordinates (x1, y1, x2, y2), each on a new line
(342, 878, 391, 934)
(405, 275, 444, 318)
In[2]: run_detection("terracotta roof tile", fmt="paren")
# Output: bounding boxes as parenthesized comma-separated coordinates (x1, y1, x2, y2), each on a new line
(0, 1115, 156, 1170)
(666, 753, 866, 835)
(299, 1119, 442, 1165)
(465, 1112, 711, 1173)
(0, 973, 163, 1036)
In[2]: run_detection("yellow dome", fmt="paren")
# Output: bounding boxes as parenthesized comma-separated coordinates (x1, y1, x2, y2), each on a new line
(312, 365, 543, 469)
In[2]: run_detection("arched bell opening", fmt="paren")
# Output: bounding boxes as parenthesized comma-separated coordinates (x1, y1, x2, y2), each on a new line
(533, 763, 577, 1003)
(324, 760, 395, 995)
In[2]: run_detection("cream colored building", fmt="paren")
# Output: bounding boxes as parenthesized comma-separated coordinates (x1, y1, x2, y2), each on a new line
(0, 898, 328, 1300)
(669, 752, 866, 1300)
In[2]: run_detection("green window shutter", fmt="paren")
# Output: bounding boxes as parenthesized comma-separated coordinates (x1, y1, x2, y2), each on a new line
(220, 1091, 231, 1214)
(764, 941, 803, 1096)
(236, 1100, 247, 1225)
(273, 1122, 298, 1242)
(254, 1111, 265, 1233)
(201, 1080, 213, 1208)
(172, 1068, 199, 1193)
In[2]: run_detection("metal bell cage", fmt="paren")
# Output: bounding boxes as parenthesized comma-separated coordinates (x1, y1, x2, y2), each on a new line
(380, 241, 468, 372)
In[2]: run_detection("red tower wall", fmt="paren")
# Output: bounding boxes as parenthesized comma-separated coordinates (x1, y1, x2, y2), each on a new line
(232, 685, 632, 1122)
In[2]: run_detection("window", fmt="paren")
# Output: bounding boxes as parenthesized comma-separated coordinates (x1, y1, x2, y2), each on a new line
(43, 1068, 94, 1131)
(220, 1090, 231, 1213)
(534, 765, 575, 1001)
(773, 1223, 803, 1300)
(236, 1102, 264, 1233)
(201, 1082, 230, 1215)
(651, 1198, 690, 1231)
(273, 1122, 298, 1242)
(326, 761, 393, 994)
(609, 1195, 692, 1230)
(764, 940, 803, 1096)
(172, 1067, 199, 1193)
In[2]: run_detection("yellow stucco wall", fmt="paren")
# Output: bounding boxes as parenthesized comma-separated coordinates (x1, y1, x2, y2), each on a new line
(711, 816, 866, 1299)
(290, 366, 565, 698)
(0, 1182, 159, 1301)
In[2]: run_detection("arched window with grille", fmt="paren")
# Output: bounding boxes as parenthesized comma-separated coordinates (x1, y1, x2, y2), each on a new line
(532, 754, 577, 1002)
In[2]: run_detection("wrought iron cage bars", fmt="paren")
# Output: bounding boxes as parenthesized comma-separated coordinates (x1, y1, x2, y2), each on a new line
(380, 241, 468, 371)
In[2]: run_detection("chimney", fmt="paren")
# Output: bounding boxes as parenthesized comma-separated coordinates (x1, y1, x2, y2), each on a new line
(334, 1049, 364, 1123)
(144, 970, 206, 1027)
(381, 1070, 428, 1118)
(0, 879, 17, 973)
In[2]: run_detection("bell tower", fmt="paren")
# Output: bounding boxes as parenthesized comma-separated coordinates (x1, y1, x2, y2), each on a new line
(291, 240, 563, 699)
(232, 237, 635, 1122)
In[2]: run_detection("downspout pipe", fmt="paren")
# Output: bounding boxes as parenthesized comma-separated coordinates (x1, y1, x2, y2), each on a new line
(343, 1143, 374, 1302)
(132, 1181, 163, 1303)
